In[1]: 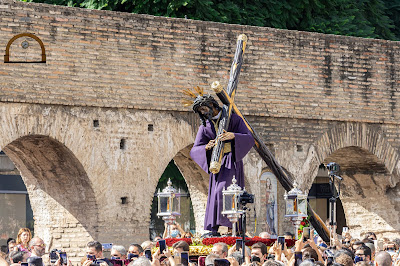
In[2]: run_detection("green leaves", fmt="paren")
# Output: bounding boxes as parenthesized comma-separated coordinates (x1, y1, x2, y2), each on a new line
(17, 0, 399, 40)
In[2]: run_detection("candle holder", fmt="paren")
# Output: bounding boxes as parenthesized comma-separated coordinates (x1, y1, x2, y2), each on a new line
(222, 176, 244, 237)
(156, 178, 181, 237)
(284, 183, 308, 239)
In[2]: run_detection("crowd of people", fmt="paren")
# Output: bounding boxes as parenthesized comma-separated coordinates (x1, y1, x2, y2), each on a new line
(1, 227, 400, 266)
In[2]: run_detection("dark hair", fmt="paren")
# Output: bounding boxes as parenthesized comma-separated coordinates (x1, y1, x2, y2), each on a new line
(192, 94, 221, 126)
(362, 238, 374, 244)
(284, 232, 294, 238)
(356, 246, 371, 258)
(27, 256, 43, 266)
(353, 241, 365, 247)
(129, 244, 143, 254)
(7, 238, 15, 245)
(364, 232, 376, 239)
(10, 250, 27, 263)
(87, 241, 103, 252)
(302, 247, 318, 261)
(172, 241, 190, 252)
(252, 242, 268, 256)
(338, 248, 355, 260)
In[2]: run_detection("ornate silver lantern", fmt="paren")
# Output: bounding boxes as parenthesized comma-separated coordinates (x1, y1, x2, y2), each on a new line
(222, 176, 244, 237)
(284, 183, 308, 239)
(156, 178, 181, 237)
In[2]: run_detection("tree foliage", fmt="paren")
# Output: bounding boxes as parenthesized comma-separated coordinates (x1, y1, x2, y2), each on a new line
(20, 0, 400, 40)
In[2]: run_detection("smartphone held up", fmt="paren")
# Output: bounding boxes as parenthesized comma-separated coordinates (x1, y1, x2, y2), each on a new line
(302, 227, 310, 241)
(158, 239, 167, 254)
(277, 236, 285, 250)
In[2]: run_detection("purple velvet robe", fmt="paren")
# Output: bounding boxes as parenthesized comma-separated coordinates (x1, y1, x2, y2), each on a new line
(190, 113, 255, 231)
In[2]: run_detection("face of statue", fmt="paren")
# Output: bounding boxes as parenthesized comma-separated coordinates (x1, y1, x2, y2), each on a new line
(198, 106, 214, 120)
(198, 105, 219, 120)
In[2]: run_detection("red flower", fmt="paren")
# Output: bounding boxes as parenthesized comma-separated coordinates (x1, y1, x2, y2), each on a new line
(300, 221, 306, 226)
(156, 238, 192, 247)
(201, 237, 295, 248)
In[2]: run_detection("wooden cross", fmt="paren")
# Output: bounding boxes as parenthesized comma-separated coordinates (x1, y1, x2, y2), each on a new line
(209, 34, 247, 174)
(209, 34, 331, 242)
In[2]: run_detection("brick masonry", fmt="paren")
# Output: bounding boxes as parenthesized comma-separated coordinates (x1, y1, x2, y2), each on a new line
(1, 0, 400, 260)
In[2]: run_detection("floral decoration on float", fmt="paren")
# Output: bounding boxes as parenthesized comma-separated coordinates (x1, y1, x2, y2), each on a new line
(298, 216, 311, 239)
(154, 237, 295, 256)
(201, 236, 295, 247)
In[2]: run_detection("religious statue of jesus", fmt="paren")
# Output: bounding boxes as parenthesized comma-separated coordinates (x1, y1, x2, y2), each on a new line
(189, 92, 254, 234)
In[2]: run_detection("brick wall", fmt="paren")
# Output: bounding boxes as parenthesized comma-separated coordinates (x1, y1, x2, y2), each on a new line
(1, 0, 400, 125)
(1, 0, 400, 249)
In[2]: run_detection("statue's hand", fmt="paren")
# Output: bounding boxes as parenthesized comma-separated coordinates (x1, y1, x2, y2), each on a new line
(218, 130, 235, 141)
(205, 139, 216, 150)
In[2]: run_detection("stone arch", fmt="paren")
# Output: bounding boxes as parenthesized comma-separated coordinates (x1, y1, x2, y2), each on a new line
(4, 33, 46, 63)
(316, 123, 400, 180)
(307, 122, 400, 238)
(172, 145, 209, 235)
(298, 122, 400, 191)
(133, 112, 209, 237)
(2, 135, 97, 261)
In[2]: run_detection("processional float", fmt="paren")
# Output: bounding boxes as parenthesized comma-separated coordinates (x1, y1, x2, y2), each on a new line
(204, 34, 331, 242)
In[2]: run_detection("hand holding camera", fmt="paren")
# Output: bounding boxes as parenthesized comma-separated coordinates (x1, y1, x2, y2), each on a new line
(50, 249, 70, 266)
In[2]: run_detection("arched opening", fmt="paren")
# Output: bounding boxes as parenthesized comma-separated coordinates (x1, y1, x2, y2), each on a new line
(149, 160, 196, 239)
(0, 151, 34, 245)
(148, 144, 209, 237)
(320, 146, 400, 238)
(1, 135, 98, 261)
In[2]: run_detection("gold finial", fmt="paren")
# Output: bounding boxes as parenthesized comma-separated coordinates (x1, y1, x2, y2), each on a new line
(210, 161, 222, 174)
(238, 34, 247, 54)
(238, 34, 247, 42)
(211, 81, 224, 93)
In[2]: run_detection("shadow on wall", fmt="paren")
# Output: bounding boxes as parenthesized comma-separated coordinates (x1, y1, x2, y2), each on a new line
(3, 135, 98, 239)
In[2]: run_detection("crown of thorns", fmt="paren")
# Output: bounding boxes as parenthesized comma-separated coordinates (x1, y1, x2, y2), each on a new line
(181, 86, 205, 106)
(181, 87, 218, 112)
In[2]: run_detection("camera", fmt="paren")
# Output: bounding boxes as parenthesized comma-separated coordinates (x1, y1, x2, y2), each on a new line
(326, 162, 340, 175)
(238, 191, 254, 205)
(50, 249, 61, 264)
(59, 252, 68, 265)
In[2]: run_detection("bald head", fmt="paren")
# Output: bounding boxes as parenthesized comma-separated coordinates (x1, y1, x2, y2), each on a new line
(259, 232, 271, 239)
(29, 237, 43, 247)
(29, 237, 45, 257)
(375, 251, 392, 266)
